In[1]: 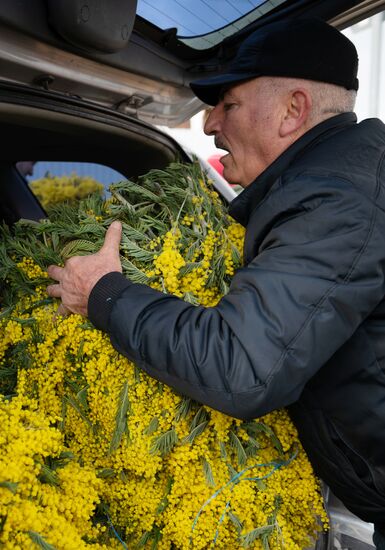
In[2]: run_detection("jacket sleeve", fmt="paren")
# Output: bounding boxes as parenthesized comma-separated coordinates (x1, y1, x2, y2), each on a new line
(88, 177, 385, 420)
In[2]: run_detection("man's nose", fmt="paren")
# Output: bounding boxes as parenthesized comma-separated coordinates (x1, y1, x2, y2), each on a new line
(204, 106, 221, 136)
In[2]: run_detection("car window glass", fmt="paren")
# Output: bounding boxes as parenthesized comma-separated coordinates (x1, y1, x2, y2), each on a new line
(16, 161, 126, 207)
(137, 0, 288, 49)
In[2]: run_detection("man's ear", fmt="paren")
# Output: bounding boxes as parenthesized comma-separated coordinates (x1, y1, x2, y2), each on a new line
(279, 88, 312, 138)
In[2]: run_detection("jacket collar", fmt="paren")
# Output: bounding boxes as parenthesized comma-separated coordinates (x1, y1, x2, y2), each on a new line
(228, 112, 357, 226)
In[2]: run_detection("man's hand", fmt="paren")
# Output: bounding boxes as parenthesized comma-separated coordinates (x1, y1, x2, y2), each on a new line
(47, 221, 123, 316)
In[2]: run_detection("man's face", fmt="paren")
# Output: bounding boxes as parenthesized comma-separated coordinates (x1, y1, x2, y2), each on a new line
(204, 78, 283, 187)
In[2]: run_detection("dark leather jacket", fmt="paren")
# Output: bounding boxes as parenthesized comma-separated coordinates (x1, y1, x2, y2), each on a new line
(89, 113, 385, 524)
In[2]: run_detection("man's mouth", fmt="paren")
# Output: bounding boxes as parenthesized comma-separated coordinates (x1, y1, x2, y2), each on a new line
(220, 153, 230, 165)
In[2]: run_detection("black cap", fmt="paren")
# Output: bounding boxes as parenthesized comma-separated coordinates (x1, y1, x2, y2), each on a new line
(190, 18, 359, 106)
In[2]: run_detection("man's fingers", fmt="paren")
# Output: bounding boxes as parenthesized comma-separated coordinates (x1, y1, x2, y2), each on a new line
(47, 264, 65, 281)
(100, 221, 122, 255)
(47, 284, 62, 298)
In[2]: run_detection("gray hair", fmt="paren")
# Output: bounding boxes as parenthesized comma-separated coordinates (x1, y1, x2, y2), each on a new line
(261, 76, 357, 124)
(306, 80, 357, 121)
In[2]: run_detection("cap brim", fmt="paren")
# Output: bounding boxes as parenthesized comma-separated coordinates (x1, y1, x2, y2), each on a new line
(190, 72, 257, 106)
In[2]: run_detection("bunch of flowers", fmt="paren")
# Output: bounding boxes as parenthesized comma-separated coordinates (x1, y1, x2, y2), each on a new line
(0, 162, 328, 549)
(30, 173, 104, 208)
(0, 395, 106, 550)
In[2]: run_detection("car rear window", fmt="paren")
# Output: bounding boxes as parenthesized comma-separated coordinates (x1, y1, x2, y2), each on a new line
(137, 0, 288, 49)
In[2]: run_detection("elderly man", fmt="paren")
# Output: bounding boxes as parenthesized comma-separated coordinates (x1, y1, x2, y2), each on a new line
(47, 18, 385, 548)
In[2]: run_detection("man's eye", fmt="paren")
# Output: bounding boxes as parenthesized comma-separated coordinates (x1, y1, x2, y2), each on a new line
(223, 102, 235, 111)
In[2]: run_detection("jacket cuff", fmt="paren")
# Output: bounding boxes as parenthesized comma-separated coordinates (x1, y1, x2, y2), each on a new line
(88, 271, 132, 331)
